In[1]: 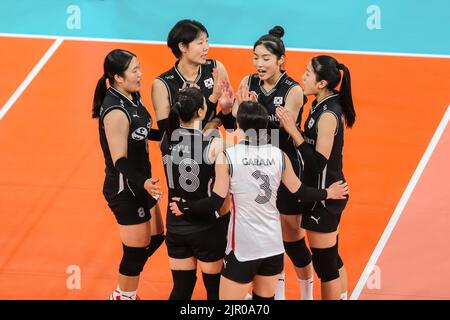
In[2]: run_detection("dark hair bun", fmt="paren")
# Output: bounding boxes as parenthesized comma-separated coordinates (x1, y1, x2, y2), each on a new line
(268, 26, 285, 39)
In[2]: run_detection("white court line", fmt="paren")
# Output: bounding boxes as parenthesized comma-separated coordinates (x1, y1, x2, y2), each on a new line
(350, 104, 450, 300)
(0, 37, 64, 120)
(0, 32, 449, 59)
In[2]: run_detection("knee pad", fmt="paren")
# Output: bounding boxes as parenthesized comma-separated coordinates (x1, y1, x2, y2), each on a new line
(147, 233, 165, 257)
(311, 245, 339, 282)
(169, 270, 197, 300)
(252, 291, 274, 300)
(119, 244, 151, 277)
(284, 238, 312, 268)
(202, 272, 221, 300)
(335, 235, 344, 269)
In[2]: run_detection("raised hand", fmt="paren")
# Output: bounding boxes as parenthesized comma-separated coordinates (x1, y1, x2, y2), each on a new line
(219, 80, 234, 114)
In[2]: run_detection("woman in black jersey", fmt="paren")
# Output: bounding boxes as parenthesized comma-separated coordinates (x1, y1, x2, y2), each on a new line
(152, 19, 235, 137)
(276, 55, 355, 300)
(162, 87, 232, 300)
(92, 49, 165, 300)
(232, 26, 314, 300)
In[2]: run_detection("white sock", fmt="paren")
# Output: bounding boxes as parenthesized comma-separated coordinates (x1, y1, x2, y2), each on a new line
(110, 285, 137, 300)
(274, 272, 286, 300)
(340, 291, 348, 300)
(299, 276, 314, 300)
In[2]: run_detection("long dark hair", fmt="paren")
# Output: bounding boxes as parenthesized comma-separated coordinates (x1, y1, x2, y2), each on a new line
(167, 19, 209, 59)
(92, 49, 136, 118)
(237, 101, 269, 142)
(168, 87, 205, 136)
(311, 55, 356, 127)
(253, 26, 286, 60)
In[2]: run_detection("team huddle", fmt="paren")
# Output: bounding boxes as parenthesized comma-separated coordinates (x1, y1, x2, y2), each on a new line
(92, 19, 355, 300)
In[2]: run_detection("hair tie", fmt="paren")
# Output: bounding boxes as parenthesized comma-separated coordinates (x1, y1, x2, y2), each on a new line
(337, 63, 345, 70)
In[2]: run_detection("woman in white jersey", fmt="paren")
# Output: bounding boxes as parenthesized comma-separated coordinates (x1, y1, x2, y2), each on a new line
(169, 99, 348, 299)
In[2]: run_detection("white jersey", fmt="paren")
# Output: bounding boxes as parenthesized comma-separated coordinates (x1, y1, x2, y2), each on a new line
(224, 140, 285, 261)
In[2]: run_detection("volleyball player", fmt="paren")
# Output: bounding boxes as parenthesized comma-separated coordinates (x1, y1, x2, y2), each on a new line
(92, 49, 165, 300)
(231, 26, 313, 300)
(162, 87, 232, 300)
(276, 55, 355, 300)
(170, 101, 348, 300)
(152, 19, 235, 139)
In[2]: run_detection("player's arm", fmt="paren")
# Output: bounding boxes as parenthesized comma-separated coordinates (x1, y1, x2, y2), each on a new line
(205, 60, 236, 130)
(151, 78, 170, 134)
(104, 110, 162, 198)
(281, 153, 348, 201)
(281, 85, 304, 129)
(169, 152, 230, 220)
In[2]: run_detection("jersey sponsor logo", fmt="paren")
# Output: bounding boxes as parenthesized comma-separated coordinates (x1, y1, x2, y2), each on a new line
(285, 79, 293, 86)
(310, 215, 321, 224)
(268, 114, 280, 122)
(132, 113, 140, 118)
(165, 75, 175, 80)
(204, 78, 214, 89)
(223, 259, 228, 269)
(242, 157, 275, 166)
(308, 118, 315, 129)
(304, 137, 315, 145)
(131, 127, 148, 140)
(138, 207, 145, 218)
(273, 96, 283, 106)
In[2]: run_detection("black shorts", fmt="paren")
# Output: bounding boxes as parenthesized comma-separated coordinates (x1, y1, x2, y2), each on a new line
(107, 188, 157, 226)
(221, 251, 284, 284)
(165, 216, 229, 262)
(301, 197, 348, 233)
(276, 155, 302, 215)
(277, 183, 302, 215)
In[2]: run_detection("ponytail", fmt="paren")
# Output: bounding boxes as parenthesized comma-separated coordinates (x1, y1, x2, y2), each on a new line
(92, 49, 136, 119)
(168, 101, 182, 137)
(92, 75, 107, 118)
(337, 63, 356, 128)
(311, 55, 356, 128)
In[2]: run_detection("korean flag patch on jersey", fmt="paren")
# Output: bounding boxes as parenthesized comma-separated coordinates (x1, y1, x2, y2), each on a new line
(273, 97, 283, 106)
(204, 78, 214, 89)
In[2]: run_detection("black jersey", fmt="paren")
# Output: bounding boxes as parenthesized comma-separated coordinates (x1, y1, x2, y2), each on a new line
(248, 72, 305, 173)
(301, 93, 346, 214)
(99, 87, 152, 201)
(161, 127, 217, 234)
(157, 59, 218, 128)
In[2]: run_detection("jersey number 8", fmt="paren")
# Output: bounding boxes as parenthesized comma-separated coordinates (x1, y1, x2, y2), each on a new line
(163, 155, 201, 193)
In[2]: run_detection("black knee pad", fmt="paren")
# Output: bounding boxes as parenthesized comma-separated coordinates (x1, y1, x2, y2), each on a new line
(311, 245, 339, 282)
(119, 244, 151, 277)
(252, 291, 274, 300)
(284, 238, 312, 268)
(147, 233, 165, 257)
(169, 270, 197, 300)
(202, 272, 220, 300)
(335, 235, 344, 269)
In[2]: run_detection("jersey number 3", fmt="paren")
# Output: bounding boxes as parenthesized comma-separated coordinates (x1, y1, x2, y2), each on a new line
(252, 170, 272, 204)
